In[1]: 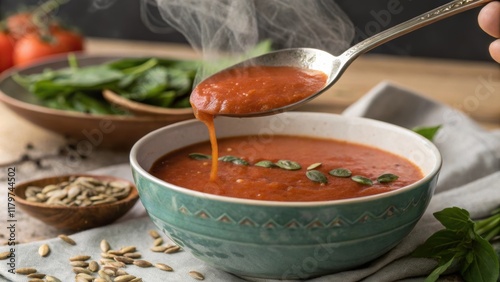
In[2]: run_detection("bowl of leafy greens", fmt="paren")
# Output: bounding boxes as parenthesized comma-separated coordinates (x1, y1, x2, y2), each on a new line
(0, 53, 199, 149)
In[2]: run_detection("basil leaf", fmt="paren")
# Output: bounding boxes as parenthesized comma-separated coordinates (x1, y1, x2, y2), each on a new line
(433, 207, 475, 233)
(461, 236, 499, 282)
(425, 256, 456, 282)
(413, 229, 465, 259)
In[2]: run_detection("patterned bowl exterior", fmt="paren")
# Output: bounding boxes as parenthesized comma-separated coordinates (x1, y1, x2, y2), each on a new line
(130, 112, 441, 279)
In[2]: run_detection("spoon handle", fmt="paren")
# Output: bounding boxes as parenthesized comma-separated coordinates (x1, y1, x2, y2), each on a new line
(340, 0, 493, 64)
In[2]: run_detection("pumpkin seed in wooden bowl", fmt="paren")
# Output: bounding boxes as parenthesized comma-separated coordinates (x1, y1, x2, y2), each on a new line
(13, 174, 139, 231)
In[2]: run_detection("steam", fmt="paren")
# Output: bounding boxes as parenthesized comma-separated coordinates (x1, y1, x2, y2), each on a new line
(149, 0, 354, 83)
(89, 0, 355, 84)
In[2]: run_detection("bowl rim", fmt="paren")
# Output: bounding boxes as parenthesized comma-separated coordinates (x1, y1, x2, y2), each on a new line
(130, 112, 442, 207)
(14, 173, 139, 210)
(0, 52, 193, 122)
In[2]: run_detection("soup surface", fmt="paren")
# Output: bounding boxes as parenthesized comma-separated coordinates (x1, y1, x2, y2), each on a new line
(150, 135, 423, 202)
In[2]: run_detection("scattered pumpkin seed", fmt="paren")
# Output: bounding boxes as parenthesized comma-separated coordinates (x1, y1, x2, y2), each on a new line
(70, 261, 89, 267)
(120, 246, 136, 253)
(189, 270, 205, 280)
(164, 245, 181, 254)
(188, 153, 211, 160)
(148, 229, 160, 239)
(72, 267, 92, 275)
(351, 175, 373, 186)
(123, 252, 141, 258)
(88, 260, 99, 272)
(0, 251, 11, 260)
(58, 234, 76, 245)
(100, 239, 110, 252)
(27, 278, 44, 282)
(114, 274, 136, 282)
(98, 269, 113, 281)
(114, 256, 134, 264)
(377, 173, 399, 183)
(69, 255, 91, 261)
(153, 238, 163, 246)
(75, 273, 94, 280)
(27, 273, 46, 279)
(45, 275, 61, 282)
(155, 263, 173, 272)
(275, 160, 301, 170)
(38, 244, 50, 257)
(15, 267, 37, 274)
(329, 168, 352, 178)
(150, 245, 168, 252)
(133, 260, 153, 268)
(306, 170, 328, 184)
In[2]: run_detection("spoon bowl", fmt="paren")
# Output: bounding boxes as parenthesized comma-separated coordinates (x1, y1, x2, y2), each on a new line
(213, 0, 492, 117)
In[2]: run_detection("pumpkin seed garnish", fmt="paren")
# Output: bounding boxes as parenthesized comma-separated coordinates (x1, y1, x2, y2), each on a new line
(189, 270, 205, 280)
(218, 155, 249, 166)
(307, 163, 322, 170)
(377, 173, 399, 183)
(254, 160, 276, 168)
(275, 160, 301, 170)
(306, 170, 328, 184)
(329, 168, 352, 178)
(188, 153, 211, 160)
(351, 175, 373, 186)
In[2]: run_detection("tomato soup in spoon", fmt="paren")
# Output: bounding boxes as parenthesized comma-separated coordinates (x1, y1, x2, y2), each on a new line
(190, 65, 329, 180)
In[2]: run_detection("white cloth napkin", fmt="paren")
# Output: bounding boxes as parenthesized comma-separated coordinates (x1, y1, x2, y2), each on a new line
(1, 81, 499, 282)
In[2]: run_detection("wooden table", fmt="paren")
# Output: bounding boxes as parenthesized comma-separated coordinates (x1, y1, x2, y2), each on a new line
(0, 38, 498, 244)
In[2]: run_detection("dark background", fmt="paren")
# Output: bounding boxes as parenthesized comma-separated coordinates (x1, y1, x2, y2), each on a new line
(0, 0, 495, 62)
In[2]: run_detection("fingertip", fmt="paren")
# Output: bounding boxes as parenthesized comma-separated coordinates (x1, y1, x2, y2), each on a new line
(489, 39, 500, 64)
(478, 1, 500, 38)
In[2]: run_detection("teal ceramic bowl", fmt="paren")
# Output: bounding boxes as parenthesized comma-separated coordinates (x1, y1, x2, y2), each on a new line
(130, 112, 441, 279)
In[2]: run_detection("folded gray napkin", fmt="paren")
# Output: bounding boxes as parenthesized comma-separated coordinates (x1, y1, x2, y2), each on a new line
(1, 81, 499, 281)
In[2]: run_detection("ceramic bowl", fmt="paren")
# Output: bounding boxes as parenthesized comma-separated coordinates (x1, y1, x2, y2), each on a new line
(14, 174, 139, 231)
(130, 112, 441, 279)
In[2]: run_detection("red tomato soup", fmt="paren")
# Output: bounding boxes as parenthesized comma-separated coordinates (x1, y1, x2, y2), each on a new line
(150, 135, 423, 202)
(190, 65, 328, 180)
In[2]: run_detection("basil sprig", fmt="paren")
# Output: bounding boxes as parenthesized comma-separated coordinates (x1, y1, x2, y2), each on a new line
(413, 207, 500, 282)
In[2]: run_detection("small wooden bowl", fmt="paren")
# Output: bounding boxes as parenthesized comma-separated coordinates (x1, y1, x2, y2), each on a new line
(14, 174, 139, 231)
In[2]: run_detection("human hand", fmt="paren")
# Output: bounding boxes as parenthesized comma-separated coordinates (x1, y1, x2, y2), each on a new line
(478, 1, 500, 63)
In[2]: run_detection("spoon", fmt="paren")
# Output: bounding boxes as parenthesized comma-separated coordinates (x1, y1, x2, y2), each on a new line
(212, 0, 493, 117)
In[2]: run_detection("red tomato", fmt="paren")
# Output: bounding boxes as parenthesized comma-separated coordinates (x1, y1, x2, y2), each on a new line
(0, 32, 15, 73)
(51, 27, 84, 52)
(13, 33, 69, 67)
(6, 12, 38, 40)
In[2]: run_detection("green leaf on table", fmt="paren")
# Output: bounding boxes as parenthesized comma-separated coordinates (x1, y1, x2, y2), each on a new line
(460, 236, 499, 282)
(433, 207, 475, 234)
(413, 206, 500, 282)
(412, 125, 441, 141)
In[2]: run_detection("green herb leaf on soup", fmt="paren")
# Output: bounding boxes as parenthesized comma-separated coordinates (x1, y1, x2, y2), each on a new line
(188, 153, 212, 160)
(275, 160, 301, 171)
(306, 170, 328, 184)
(254, 160, 276, 168)
(351, 175, 373, 186)
(377, 173, 399, 183)
(329, 168, 352, 178)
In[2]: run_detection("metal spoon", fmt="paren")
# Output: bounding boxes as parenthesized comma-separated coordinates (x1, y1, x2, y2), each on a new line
(216, 0, 493, 117)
